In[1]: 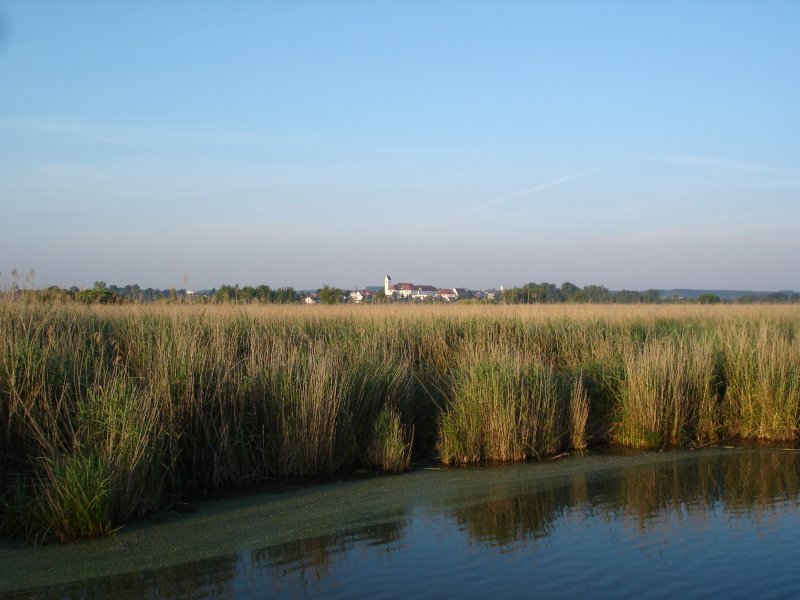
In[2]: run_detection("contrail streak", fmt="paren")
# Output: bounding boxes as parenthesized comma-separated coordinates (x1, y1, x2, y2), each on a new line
(471, 168, 599, 211)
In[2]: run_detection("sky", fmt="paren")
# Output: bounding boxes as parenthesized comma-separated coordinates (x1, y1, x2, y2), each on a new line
(1, 1, 798, 291)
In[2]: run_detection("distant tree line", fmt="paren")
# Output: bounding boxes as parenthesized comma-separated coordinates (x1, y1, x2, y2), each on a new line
(500, 282, 663, 304)
(499, 282, 799, 305)
(213, 284, 299, 303)
(733, 291, 800, 304)
(0, 281, 304, 305)
(13, 282, 193, 304)
(2, 277, 798, 305)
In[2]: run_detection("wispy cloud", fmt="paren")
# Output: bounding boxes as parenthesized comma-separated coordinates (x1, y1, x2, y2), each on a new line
(470, 169, 599, 212)
(664, 154, 787, 173)
(629, 153, 800, 179)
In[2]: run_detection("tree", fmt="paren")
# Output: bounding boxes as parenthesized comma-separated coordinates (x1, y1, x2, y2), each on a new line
(76, 286, 117, 304)
(643, 289, 662, 304)
(539, 282, 563, 303)
(255, 285, 271, 302)
(612, 289, 642, 303)
(274, 287, 298, 303)
(697, 293, 721, 304)
(560, 282, 580, 301)
(582, 285, 611, 303)
(215, 284, 235, 303)
(765, 292, 790, 303)
(319, 285, 344, 304)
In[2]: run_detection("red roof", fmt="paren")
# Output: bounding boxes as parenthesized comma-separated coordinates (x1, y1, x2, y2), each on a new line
(390, 282, 436, 292)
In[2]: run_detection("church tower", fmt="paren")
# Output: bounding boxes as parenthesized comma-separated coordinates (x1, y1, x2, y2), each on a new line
(384, 275, 392, 295)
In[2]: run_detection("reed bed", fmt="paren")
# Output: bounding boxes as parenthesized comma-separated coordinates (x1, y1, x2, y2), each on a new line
(1, 302, 799, 541)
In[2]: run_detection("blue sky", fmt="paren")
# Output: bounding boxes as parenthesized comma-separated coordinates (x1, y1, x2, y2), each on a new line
(1, 1, 798, 291)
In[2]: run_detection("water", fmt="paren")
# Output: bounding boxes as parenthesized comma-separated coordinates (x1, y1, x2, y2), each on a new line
(3, 446, 800, 598)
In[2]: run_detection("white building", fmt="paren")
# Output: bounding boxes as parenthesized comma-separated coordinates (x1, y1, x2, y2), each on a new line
(349, 289, 375, 303)
(385, 275, 436, 300)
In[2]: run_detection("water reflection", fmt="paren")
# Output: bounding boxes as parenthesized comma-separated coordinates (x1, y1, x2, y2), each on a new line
(251, 517, 407, 593)
(452, 485, 564, 547)
(441, 449, 798, 549)
(10, 448, 800, 599)
(591, 449, 800, 532)
(12, 554, 240, 600)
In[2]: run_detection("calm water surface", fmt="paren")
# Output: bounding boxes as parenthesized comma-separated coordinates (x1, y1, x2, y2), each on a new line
(3, 446, 800, 598)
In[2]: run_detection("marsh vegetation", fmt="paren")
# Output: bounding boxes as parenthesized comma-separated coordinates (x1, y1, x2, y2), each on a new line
(1, 302, 799, 541)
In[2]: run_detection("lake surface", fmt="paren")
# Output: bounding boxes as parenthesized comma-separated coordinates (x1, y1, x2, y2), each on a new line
(3, 445, 800, 599)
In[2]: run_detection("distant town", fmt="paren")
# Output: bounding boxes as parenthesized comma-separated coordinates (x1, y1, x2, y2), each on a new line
(3, 270, 798, 305)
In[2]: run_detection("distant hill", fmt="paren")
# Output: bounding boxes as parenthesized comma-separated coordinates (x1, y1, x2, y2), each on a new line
(659, 289, 797, 301)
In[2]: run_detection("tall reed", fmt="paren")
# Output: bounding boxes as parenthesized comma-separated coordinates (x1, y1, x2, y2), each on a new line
(568, 374, 590, 449)
(723, 326, 800, 440)
(437, 344, 568, 463)
(2, 301, 799, 541)
(613, 337, 720, 448)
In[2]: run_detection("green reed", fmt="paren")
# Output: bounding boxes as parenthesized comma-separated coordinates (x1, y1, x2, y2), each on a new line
(1, 302, 799, 540)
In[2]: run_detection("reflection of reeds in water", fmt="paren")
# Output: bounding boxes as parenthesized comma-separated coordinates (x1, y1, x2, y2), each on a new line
(452, 484, 565, 547)
(610, 461, 703, 530)
(598, 449, 800, 533)
(568, 472, 590, 507)
(720, 450, 800, 512)
(256, 534, 343, 590)
(31, 554, 240, 600)
(449, 450, 800, 548)
(18, 451, 800, 599)
(135, 554, 239, 600)
(252, 516, 407, 593)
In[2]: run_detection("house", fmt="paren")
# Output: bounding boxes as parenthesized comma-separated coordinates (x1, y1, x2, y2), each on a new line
(411, 286, 437, 300)
(348, 289, 375, 304)
(436, 288, 458, 302)
(384, 276, 416, 299)
(385, 275, 437, 300)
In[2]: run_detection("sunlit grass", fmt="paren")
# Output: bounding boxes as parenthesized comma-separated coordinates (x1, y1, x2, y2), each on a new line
(1, 300, 799, 540)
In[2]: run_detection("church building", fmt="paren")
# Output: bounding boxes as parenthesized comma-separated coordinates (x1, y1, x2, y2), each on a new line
(384, 275, 437, 300)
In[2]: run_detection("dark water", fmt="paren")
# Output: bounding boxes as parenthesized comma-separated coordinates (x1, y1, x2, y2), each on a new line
(3, 446, 800, 599)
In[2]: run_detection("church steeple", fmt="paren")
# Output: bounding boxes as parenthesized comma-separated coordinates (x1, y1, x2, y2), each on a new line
(384, 275, 392, 295)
